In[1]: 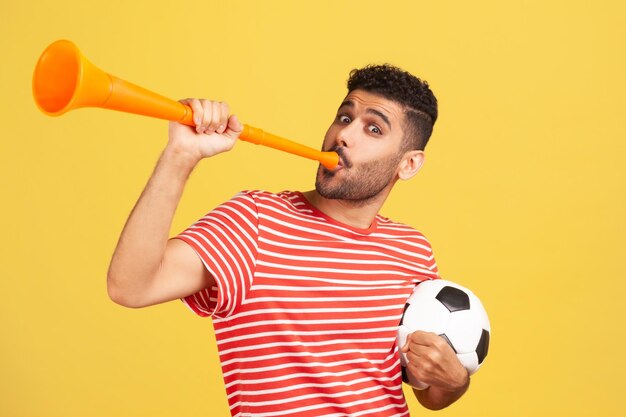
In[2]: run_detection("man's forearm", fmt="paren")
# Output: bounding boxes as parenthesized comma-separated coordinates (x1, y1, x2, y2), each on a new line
(107, 148, 196, 306)
(414, 377, 470, 410)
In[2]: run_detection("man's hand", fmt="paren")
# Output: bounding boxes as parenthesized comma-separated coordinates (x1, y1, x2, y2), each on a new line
(167, 98, 243, 167)
(401, 330, 470, 409)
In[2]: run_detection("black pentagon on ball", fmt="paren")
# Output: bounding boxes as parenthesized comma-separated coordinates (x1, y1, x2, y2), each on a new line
(476, 329, 490, 364)
(435, 286, 470, 312)
(398, 303, 410, 326)
(401, 366, 410, 384)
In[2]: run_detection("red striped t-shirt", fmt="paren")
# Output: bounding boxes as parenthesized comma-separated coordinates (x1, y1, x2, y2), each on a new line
(174, 190, 439, 417)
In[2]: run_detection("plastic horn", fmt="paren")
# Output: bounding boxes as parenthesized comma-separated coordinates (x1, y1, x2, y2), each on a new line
(32, 40, 339, 170)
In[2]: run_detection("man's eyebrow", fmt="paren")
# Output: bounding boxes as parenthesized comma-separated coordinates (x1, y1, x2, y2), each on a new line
(338, 100, 392, 129)
(367, 108, 391, 129)
(338, 100, 354, 110)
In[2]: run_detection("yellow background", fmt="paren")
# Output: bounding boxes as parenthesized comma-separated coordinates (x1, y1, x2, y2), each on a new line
(1, 1, 625, 416)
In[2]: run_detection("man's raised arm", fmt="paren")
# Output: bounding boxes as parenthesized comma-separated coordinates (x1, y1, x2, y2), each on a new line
(106, 99, 242, 308)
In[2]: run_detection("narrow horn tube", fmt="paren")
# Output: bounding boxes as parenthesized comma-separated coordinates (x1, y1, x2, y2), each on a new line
(32, 40, 339, 170)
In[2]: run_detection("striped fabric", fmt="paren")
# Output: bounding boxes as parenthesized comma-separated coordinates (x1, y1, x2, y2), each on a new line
(174, 190, 439, 417)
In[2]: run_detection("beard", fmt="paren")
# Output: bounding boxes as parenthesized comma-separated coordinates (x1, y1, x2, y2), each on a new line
(315, 151, 402, 202)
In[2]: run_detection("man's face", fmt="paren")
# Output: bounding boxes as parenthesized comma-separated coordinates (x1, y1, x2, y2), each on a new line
(316, 89, 407, 202)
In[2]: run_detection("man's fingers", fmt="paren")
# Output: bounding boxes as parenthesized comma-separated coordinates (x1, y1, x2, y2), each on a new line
(180, 98, 203, 128)
(178, 98, 236, 138)
(196, 99, 211, 134)
(403, 331, 470, 392)
(408, 330, 439, 347)
(407, 344, 444, 365)
(203, 100, 218, 133)
(406, 331, 456, 358)
(217, 102, 230, 134)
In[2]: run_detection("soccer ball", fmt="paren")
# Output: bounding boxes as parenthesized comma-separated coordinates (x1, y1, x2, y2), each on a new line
(397, 279, 490, 389)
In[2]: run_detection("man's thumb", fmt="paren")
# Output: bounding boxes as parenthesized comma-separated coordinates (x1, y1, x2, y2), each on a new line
(225, 114, 243, 139)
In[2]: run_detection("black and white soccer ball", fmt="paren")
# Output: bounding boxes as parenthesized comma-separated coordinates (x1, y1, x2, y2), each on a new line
(397, 279, 490, 389)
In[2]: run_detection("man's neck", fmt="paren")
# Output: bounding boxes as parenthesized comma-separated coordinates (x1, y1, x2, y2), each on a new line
(301, 190, 390, 230)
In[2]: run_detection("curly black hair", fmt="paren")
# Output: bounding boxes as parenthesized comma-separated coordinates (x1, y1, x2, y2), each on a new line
(347, 64, 438, 151)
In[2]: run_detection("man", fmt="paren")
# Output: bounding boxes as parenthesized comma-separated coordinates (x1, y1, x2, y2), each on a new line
(107, 64, 470, 416)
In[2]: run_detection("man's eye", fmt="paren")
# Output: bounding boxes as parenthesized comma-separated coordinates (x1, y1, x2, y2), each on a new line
(368, 125, 381, 134)
(338, 115, 351, 123)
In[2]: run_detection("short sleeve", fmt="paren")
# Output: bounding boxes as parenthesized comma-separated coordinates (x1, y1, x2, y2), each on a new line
(172, 191, 259, 319)
(410, 230, 440, 282)
(425, 238, 439, 278)
(422, 233, 440, 280)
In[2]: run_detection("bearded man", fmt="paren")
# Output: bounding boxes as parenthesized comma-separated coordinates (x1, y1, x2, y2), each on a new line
(107, 64, 470, 416)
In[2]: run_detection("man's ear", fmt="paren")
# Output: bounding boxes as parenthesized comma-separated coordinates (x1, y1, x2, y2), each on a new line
(398, 150, 425, 180)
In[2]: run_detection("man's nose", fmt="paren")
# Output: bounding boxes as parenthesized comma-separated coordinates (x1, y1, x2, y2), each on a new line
(336, 122, 358, 148)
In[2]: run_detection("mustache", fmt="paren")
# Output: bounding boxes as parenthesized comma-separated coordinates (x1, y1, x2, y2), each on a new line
(328, 145, 352, 168)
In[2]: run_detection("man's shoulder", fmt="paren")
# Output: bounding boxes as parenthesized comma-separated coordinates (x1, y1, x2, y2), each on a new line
(375, 215, 432, 245)
(234, 190, 306, 212)
(239, 189, 297, 196)
(238, 189, 300, 202)
(376, 214, 420, 232)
